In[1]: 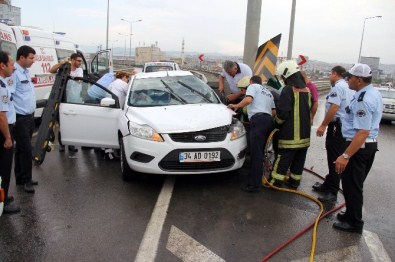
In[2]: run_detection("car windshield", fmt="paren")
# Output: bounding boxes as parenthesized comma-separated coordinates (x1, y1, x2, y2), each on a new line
(379, 89, 395, 99)
(145, 66, 173, 72)
(128, 75, 220, 107)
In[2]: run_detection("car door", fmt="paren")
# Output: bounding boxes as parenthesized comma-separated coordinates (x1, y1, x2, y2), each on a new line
(59, 77, 121, 148)
(90, 49, 113, 79)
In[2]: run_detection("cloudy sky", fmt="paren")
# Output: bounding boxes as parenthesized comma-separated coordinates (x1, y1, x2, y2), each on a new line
(11, 0, 395, 64)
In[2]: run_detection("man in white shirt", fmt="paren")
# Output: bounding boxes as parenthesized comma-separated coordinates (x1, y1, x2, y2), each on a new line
(50, 53, 84, 152)
(108, 71, 131, 107)
(218, 60, 252, 103)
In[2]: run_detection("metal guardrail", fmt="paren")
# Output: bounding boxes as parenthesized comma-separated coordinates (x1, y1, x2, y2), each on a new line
(314, 80, 331, 95)
(199, 69, 331, 95)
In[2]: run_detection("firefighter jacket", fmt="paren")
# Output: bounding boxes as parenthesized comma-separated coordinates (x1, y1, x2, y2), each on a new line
(274, 85, 312, 149)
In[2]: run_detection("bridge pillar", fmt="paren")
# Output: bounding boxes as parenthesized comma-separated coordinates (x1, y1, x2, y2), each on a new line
(243, 0, 262, 69)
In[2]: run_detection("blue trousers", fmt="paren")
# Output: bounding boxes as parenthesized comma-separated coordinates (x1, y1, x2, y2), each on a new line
(248, 113, 274, 187)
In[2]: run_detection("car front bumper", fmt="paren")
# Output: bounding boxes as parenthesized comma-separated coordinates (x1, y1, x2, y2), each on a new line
(122, 133, 247, 175)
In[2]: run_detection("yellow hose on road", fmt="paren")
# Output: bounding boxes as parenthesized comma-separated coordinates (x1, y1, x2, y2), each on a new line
(261, 129, 324, 262)
(261, 177, 323, 262)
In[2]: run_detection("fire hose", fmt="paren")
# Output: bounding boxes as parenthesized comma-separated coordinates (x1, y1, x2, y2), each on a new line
(260, 129, 346, 262)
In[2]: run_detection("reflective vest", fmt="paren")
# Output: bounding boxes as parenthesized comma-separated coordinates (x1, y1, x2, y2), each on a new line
(274, 86, 312, 149)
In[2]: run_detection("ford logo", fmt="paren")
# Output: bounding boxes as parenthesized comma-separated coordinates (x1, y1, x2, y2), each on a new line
(194, 135, 206, 142)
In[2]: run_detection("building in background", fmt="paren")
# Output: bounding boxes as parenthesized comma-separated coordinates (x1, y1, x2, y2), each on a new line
(0, 0, 20, 25)
(360, 56, 380, 78)
(135, 44, 166, 65)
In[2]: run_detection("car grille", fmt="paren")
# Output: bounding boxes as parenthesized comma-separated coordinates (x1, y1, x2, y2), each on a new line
(168, 125, 229, 143)
(158, 148, 235, 171)
(385, 104, 395, 109)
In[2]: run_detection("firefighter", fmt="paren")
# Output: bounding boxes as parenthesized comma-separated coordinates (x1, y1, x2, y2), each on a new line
(269, 60, 312, 188)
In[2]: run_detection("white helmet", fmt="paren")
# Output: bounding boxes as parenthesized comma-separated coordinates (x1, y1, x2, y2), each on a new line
(276, 60, 300, 79)
(237, 76, 251, 88)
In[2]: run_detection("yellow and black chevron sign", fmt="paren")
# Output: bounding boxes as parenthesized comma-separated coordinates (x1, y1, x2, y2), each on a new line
(253, 34, 281, 81)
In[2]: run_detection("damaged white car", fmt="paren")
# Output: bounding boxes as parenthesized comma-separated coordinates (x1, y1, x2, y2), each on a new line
(59, 70, 247, 180)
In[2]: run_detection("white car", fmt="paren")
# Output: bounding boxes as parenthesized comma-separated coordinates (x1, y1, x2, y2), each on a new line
(59, 70, 247, 180)
(378, 87, 395, 123)
(143, 61, 180, 72)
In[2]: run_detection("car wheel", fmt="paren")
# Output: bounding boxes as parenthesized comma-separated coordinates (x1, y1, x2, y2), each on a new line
(120, 138, 134, 181)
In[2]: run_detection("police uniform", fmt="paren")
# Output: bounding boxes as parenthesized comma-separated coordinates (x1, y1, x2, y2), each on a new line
(245, 83, 275, 188)
(12, 62, 36, 186)
(322, 79, 354, 195)
(339, 83, 382, 230)
(0, 76, 16, 200)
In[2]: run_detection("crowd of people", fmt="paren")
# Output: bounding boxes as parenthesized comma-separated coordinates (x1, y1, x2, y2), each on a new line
(222, 59, 382, 234)
(0, 45, 132, 214)
(0, 48, 383, 234)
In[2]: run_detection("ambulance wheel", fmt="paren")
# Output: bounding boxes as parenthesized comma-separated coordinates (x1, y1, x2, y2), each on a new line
(120, 138, 135, 181)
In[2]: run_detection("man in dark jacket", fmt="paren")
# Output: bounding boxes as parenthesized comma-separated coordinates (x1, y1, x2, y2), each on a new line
(269, 60, 312, 188)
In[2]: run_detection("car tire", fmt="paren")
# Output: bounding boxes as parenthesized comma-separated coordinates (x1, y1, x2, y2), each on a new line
(120, 138, 134, 181)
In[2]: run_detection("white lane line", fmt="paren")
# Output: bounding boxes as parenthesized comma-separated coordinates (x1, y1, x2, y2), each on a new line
(166, 225, 225, 262)
(363, 230, 392, 262)
(134, 176, 175, 262)
(291, 245, 361, 262)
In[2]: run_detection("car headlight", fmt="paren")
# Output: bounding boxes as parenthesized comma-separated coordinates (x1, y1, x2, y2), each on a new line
(229, 118, 246, 141)
(129, 121, 164, 142)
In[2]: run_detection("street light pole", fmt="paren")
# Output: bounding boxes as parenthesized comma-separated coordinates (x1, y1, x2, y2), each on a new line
(121, 18, 142, 57)
(106, 0, 109, 49)
(109, 40, 118, 51)
(119, 33, 128, 66)
(358, 15, 382, 63)
(287, 0, 296, 60)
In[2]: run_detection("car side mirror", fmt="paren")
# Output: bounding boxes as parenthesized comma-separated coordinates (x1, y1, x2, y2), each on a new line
(100, 97, 115, 107)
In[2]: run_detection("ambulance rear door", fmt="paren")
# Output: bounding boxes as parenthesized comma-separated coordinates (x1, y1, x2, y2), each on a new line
(0, 23, 17, 60)
(11, 26, 60, 117)
(53, 32, 78, 63)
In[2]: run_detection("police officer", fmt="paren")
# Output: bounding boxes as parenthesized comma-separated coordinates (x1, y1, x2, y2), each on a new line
(228, 75, 275, 192)
(270, 60, 312, 188)
(12, 45, 37, 193)
(0, 51, 20, 214)
(313, 66, 355, 202)
(333, 63, 382, 234)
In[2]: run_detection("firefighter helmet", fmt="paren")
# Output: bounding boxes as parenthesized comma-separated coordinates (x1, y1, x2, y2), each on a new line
(276, 60, 300, 79)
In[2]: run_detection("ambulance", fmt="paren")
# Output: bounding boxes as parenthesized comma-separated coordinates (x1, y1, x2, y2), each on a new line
(0, 22, 113, 117)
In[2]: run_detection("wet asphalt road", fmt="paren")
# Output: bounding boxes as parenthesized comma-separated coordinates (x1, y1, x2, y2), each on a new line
(1, 98, 394, 262)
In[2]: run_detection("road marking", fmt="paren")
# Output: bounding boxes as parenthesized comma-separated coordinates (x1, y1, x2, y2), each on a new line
(166, 225, 225, 262)
(291, 245, 361, 262)
(363, 230, 391, 262)
(134, 176, 175, 262)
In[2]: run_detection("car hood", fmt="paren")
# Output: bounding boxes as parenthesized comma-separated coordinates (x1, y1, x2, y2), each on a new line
(126, 104, 235, 133)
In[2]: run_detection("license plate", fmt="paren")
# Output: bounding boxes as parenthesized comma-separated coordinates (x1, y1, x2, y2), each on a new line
(179, 151, 221, 163)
